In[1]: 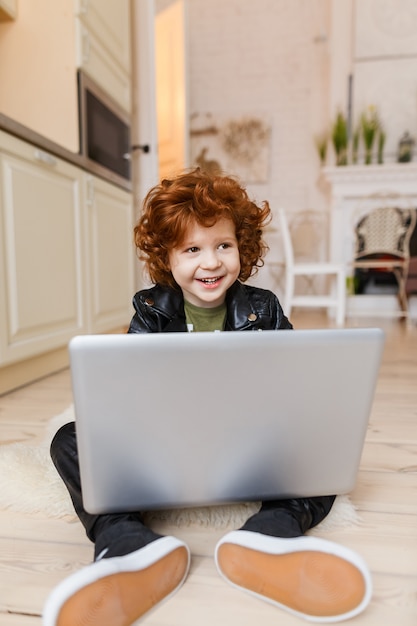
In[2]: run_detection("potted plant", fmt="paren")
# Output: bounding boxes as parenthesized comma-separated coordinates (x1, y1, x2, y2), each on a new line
(377, 126, 386, 164)
(315, 132, 328, 165)
(351, 125, 361, 164)
(361, 106, 380, 164)
(332, 111, 348, 166)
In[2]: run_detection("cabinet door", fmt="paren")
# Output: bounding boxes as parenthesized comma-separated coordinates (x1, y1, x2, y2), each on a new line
(0, 133, 86, 365)
(75, 0, 131, 112)
(85, 174, 134, 333)
(75, 0, 131, 74)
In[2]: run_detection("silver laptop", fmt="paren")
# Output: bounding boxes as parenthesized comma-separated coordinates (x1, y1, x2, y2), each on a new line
(69, 328, 384, 514)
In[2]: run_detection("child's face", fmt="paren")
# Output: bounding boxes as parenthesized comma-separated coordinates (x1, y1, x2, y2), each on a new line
(168, 218, 241, 308)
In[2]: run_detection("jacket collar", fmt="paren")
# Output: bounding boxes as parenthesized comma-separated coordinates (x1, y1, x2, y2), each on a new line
(143, 281, 258, 332)
(225, 281, 259, 330)
(141, 284, 187, 332)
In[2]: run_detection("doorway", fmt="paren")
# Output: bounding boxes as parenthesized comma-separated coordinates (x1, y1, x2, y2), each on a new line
(155, 0, 188, 179)
(131, 0, 188, 288)
(131, 0, 188, 189)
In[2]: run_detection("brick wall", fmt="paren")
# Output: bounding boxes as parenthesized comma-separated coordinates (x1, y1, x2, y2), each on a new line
(186, 0, 331, 290)
(187, 0, 331, 207)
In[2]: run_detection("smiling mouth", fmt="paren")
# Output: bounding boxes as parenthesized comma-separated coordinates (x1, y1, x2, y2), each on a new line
(198, 277, 222, 285)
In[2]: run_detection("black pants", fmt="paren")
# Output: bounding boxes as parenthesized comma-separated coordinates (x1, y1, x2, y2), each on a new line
(51, 422, 335, 545)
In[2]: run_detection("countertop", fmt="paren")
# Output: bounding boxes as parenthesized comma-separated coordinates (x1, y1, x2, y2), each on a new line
(0, 113, 132, 192)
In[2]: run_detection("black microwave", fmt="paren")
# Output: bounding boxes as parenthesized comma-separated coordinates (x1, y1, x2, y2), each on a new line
(77, 70, 131, 186)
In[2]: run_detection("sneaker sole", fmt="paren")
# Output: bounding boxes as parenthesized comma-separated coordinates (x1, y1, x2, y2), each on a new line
(215, 532, 372, 623)
(44, 536, 190, 626)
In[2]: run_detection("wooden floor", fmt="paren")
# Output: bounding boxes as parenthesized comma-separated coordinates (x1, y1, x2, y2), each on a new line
(0, 311, 416, 625)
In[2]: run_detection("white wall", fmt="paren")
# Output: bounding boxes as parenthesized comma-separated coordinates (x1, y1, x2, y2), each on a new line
(186, 0, 417, 193)
(186, 0, 332, 292)
(352, 0, 417, 163)
(185, 0, 417, 294)
(187, 0, 331, 215)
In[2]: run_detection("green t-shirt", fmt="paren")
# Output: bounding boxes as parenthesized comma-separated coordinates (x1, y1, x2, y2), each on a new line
(184, 300, 227, 332)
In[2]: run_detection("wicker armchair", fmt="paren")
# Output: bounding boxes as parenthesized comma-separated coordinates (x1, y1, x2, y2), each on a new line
(352, 198, 417, 315)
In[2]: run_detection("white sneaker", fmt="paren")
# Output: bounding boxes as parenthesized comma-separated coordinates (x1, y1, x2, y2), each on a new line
(215, 531, 372, 623)
(43, 535, 190, 626)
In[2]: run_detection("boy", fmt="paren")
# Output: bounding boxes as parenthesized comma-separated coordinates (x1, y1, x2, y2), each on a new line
(44, 169, 371, 626)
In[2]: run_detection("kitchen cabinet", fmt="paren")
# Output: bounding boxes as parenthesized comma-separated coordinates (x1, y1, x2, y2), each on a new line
(0, 130, 86, 367)
(0, 0, 17, 20)
(0, 130, 134, 391)
(84, 173, 135, 334)
(75, 0, 131, 113)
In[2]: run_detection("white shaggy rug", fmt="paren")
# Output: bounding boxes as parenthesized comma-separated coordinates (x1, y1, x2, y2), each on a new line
(0, 405, 360, 532)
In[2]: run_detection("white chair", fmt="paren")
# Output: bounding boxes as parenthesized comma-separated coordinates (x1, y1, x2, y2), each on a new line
(278, 208, 346, 325)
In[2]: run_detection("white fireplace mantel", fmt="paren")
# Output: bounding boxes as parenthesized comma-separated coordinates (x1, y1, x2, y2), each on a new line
(321, 164, 417, 268)
(320, 164, 417, 318)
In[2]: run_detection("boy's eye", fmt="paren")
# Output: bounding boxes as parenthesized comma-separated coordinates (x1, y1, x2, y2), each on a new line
(219, 242, 231, 250)
(186, 246, 199, 253)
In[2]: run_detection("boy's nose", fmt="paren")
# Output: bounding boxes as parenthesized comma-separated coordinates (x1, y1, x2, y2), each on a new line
(200, 250, 221, 269)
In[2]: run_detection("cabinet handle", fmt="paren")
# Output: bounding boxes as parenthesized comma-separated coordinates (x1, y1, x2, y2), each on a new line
(34, 149, 57, 167)
(131, 144, 150, 154)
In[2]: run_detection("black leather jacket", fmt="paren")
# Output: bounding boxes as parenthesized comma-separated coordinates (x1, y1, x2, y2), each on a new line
(128, 281, 293, 333)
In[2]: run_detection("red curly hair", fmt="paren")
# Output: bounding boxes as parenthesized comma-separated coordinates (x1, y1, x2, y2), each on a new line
(134, 168, 271, 288)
